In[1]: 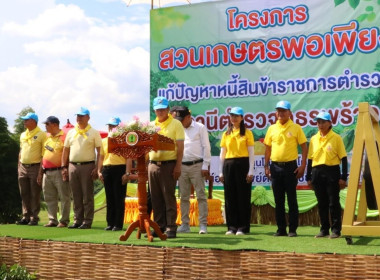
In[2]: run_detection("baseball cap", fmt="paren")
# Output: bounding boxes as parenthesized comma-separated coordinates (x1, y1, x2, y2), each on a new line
(76, 107, 90, 116)
(229, 107, 244, 116)
(275, 101, 291, 110)
(106, 116, 121, 126)
(314, 111, 332, 122)
(153, 97, 169, 110)
(43, 116, 60, 125)
(174, 106, 191, 121)
(21, 112, 38, 123)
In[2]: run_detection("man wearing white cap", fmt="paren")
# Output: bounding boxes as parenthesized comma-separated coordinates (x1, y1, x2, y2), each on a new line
(97, 117, 132, 231)
(264, 101, 307, 237)
(62, 107, 102, 229)
(148, 96, 185, 238)
(17, 112, 47, 225)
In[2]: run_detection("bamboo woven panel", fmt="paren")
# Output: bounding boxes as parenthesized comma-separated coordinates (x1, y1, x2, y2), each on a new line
(1, 237, 380, 280)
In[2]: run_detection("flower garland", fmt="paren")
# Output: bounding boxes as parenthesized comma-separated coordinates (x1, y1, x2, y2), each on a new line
(109, 115, 160, 137)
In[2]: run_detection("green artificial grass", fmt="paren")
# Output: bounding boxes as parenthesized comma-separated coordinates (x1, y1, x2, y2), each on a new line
(1, 209, 380, 255)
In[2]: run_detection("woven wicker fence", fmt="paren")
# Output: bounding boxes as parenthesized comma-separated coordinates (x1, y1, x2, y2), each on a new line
(1, 236, 380, 280)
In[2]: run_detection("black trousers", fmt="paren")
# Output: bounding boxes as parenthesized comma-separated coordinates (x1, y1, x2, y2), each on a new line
(223, 157, 252, 233)
(311, 165, 342, 234)
(102, 165, 127, 228)
(270, 161, 298, 233)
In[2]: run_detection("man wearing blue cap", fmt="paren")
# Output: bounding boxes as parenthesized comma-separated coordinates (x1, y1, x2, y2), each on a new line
(62, 107, 102, 229)
(148, 96, 185, 238)
(17, 112, 47, 225)
(264, 101, 308, 237)
(306, 111, 347, 239)
(97, 117, 132, 231)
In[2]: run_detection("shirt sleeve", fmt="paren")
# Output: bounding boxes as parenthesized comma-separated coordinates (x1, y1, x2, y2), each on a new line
(297, 125, 307, 145)
(246, 130, 254, 146)
(200, 125, 211, 168)
(263, 126, 272, 146)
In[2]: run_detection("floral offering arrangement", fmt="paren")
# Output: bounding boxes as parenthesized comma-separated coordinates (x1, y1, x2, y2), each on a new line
(109, 116, 160, 137)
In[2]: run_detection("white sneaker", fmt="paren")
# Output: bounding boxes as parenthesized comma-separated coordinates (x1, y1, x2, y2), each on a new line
(236, 230, 245, 236)
(177, 224, 191, 233)
(225, 230, 235, 235)
(199, 224, 207, 234)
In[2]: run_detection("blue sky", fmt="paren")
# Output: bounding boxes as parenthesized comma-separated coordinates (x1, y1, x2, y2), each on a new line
(0, 0, 212, 132)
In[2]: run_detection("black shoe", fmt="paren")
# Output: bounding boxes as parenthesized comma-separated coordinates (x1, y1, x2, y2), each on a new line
(330, 232, 341, 239)
(288, 232, 297, 237)
(28, 220, 38, 226)
(104, 226, 113, 231)
(315, 231, 329, 238)
(112, 227, 122, 231)
(16, 218, 30, 225)
(166, 231, 176, 238)
(79, 224, 91, 229)
(68, 223, 81, 229)
(273, 231, 287, 237)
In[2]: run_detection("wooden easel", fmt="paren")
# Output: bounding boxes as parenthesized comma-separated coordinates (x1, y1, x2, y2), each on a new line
(342, 102, 380, 244)
(108, 131, 174, 242)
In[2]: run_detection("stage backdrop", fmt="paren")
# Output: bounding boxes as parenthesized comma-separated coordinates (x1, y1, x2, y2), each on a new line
(150, 0, 380, 187)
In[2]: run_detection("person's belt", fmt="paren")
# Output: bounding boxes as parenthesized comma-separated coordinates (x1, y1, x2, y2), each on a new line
(182, 159, 203, 166)
(102, 164, 125, 169)
(70, 161, 95, 166)
(272, 160, 297, 166)
(21, 163, 40, 168)
(43, 167, 62, 173)
(149, 160, 177, 166)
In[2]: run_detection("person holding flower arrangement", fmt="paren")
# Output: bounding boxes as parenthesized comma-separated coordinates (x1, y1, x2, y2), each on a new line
(98, 116, 132, 231)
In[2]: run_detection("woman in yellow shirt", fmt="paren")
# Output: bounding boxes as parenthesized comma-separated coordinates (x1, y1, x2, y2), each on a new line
(219, 107, 254, 235)
(306, 112, 347, 239)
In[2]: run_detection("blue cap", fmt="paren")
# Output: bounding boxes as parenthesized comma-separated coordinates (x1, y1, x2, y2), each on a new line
(21, 112, 38, 123)
(153, 96, 169, 110)
(106, 116, 121, 126)
(275, 100, 291, 110)
(229, 107, 244, 116)
(314, 111, 332, 122)
(76, 107, 90, 116)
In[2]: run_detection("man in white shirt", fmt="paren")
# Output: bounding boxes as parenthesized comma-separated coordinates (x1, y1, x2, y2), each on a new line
(175, 106, 211, 234)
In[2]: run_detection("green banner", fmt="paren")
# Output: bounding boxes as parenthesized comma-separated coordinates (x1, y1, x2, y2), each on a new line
(150, 0, 380, 186)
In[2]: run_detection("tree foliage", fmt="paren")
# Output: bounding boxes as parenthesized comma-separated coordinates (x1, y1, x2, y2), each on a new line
(13, 106, 35, 139)
(0, 117, 21, 223)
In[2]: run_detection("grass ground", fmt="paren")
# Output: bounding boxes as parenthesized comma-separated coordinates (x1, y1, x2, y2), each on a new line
(1, 208, 380, 255)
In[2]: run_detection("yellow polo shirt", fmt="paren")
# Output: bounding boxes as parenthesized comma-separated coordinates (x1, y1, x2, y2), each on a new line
(100, 137, 126, 165)
(19, 127, 47, 164)
(220, 128, 254, 159)
(42, 130, 65, 168)
(308, 129, 347, 166)
(149, 114, 185, 161)
(64, 126, 102, 162)
(264, 119, 307, 162)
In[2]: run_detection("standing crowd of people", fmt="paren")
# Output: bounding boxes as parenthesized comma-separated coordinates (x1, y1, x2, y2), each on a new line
(16, 98, 348, 240)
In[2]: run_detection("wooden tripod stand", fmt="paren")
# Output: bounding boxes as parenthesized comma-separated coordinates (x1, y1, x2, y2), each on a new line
(108, 131, 174, 242)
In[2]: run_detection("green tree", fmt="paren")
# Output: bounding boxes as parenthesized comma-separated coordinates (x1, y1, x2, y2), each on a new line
(0, 117, 21, 223)
(13, 106, 35, 139)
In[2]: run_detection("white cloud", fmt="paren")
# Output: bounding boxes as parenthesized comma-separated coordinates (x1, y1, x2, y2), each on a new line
(0, 2, 151, 132)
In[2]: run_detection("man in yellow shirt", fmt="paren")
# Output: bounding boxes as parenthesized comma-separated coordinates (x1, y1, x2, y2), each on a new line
(264, 101, 307, 237)
(39, 116, 71, 228)
(306, 112, 347, 239)
(148, 97, 185, 238)
(62, 107, 102, 229)
(17, 112, 47, 226)
(97, 116, 132, 231)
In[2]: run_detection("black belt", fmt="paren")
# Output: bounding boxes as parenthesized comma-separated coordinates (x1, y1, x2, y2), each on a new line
(21, 163, 40, 168)
(103, 164, 126, 169)
(70, 161, 95, 166)
(182, 159, 203, 166)
(149, 160, 177, 166)
(43, 167, 62, 173)
(272, 160, 297, 167)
